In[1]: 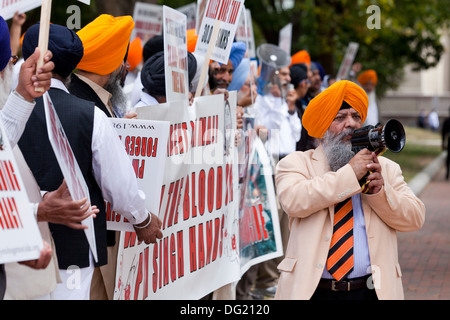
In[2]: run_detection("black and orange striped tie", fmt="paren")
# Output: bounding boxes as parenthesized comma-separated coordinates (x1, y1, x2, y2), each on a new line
(326, 197, 354, 281)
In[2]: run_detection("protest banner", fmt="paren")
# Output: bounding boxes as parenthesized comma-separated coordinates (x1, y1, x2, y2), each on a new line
(279, 23, 292, 55)
(1, 0, 42, 21)
(106, 119, 170, 232)
(0, 121, 43, 265)
(114, 93, 239, 300)
(336, 42, 359, 81)
(177, 2, 197, 31)
(131, 2, 163, 43)
(163, 6, 189, 103)
(235, 8, 255, 59)
(43, 92, 97, 262)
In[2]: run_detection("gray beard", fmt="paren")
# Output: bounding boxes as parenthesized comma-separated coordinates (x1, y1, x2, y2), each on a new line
(105, 71, 128, 117)
(0, 64, 13, 109)
(322, 128, 355, 172)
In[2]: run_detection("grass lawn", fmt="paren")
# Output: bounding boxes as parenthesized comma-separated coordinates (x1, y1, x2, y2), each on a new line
(382, 126, 443, 182)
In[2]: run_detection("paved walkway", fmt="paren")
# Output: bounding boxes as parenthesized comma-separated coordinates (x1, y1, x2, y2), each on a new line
(399, 165, 450, 300)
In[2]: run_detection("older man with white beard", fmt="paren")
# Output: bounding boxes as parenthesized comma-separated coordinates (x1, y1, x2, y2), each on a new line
(274, 80, 425, 300)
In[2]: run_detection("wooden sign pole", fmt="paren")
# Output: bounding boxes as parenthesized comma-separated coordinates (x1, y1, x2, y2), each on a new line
(35, 0, 52, 92)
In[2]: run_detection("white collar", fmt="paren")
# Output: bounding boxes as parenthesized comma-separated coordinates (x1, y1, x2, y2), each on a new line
(50, 78, 70, 94)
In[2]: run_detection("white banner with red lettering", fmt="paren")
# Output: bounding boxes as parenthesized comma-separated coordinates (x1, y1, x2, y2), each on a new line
(0, 114, 43, 264)
(106, 119, 170, 232)
(113, 93, 239, 300)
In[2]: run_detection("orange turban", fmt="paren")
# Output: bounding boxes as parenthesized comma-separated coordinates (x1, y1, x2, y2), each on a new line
(127, 37, 143, 71)
(187, 29, 198, 53)
(291, 50, 310, 66)
(357, 69, 378, 86)
(302, 80, 368, 138)
(77, 14, 134, 75)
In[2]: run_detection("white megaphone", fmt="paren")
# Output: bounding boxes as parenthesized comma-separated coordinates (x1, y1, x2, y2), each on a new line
(256, 44, 291, 95)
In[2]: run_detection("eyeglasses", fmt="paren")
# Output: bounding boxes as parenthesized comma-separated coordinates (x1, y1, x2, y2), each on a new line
(11, 56, 19, 65)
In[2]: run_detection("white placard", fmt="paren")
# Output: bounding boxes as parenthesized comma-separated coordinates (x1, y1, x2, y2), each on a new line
(163, 6, 189, 103)
(106, 118, 170, 231)
(235, 8, 255, 58)
(195, 0, 245, 64)
(43, 92, 97, 262)
(0, 122, 43, 264)
(279, 23, 292, 55)
(177, 2, 197, 31)
(1, 0, 42, 21)
(131, 2, 163, 43)
(336, 42, 359, 81)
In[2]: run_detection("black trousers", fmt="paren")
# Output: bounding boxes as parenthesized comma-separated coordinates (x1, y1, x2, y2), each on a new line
(311, 286, 378, 300)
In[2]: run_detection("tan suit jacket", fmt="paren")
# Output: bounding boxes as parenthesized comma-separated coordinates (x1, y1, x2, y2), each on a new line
(274, 145, 425, 300)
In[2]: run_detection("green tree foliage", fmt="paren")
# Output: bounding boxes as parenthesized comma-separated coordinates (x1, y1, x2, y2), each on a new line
(162, 0, 450, 97)
(16, 0, 450, 97)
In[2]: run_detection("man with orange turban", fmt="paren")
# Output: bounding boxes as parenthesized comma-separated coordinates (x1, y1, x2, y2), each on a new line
(69, 14, 134, 119)
(68, 14, 149, 300)
(357, 69, 379, 126)
(274, 80, 425, 300)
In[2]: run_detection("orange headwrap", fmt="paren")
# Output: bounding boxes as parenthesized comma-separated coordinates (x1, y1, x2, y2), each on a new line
(302, 80, 368, 139)
(291, 50, 310, 66)
(127, 37, 143, 71)
(187, 29, 198, 53)
(357, 69, 378, 86)
(77, 14, 134, 75)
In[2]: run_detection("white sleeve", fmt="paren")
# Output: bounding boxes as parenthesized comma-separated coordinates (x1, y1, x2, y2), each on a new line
(288, 111, 302, 143)
(91, 107, 148, 225)
(0, 90, 35, 147)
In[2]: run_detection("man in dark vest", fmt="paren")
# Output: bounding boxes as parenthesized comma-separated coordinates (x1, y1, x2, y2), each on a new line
(19, 23, 162, 300)
(67, 14, 140, 300)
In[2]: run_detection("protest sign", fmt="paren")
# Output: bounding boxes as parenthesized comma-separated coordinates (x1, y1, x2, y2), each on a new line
(43, 92, 97, 262)
(163, 6, 189, 103)
(106, 119, 170, 232)
(131, 2, 163, 43)
(279, 23, 292, 55)
(1, 0, 42, 21)
(177, 2, 197, 31)
(336, 42, 359, 81)
(238, 136, 282, 274)
(114, 93, 239, 300)
(195, 0, 245, 64)
(235, 8, 255, 58)
(196, 0, 207, 35)
(0, 121, 43, 265)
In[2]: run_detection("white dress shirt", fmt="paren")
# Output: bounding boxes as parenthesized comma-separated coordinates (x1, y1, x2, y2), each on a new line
(133, 90, 159, 109)
(254, 93, 301, 157)
(51, 79, 148, 225)
(1, 89, 35, 147)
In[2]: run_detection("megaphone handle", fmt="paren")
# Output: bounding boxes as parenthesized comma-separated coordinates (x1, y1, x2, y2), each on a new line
(360, 147, 386, 194)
